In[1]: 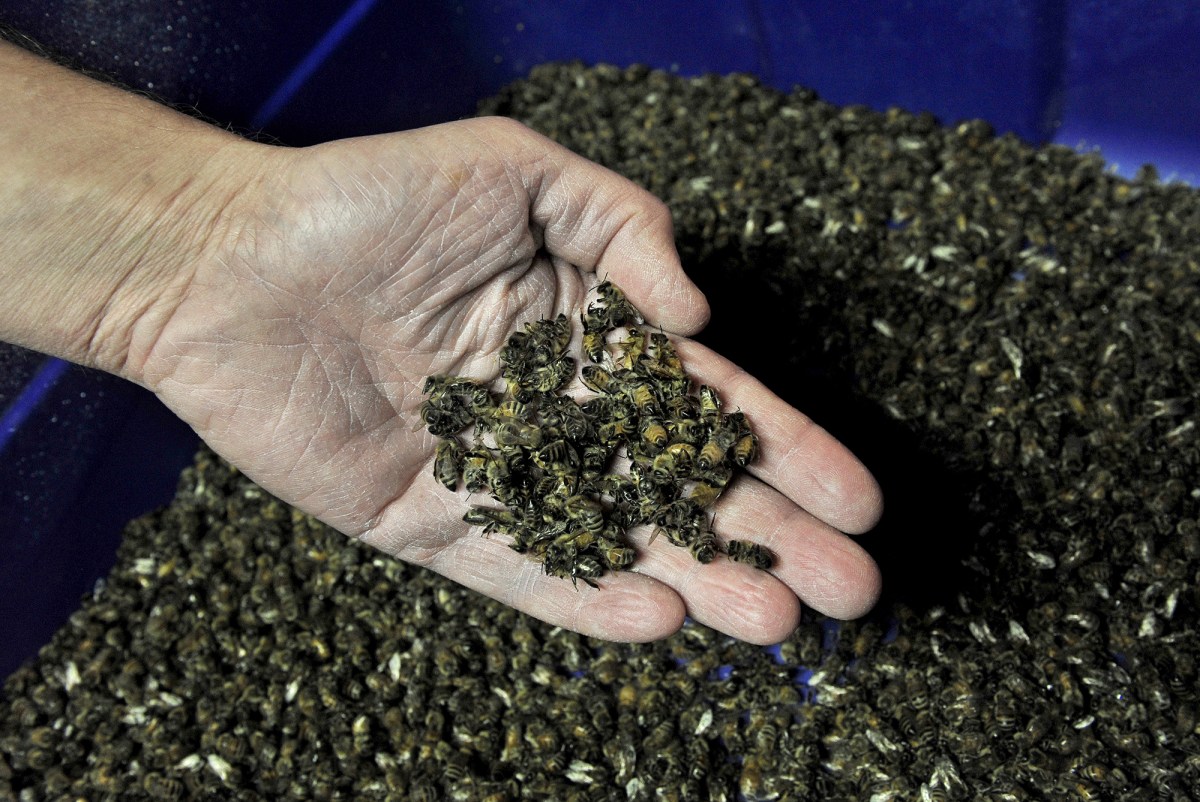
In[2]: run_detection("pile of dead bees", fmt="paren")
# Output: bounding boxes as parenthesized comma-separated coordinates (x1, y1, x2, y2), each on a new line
(421, 281, 771, 585)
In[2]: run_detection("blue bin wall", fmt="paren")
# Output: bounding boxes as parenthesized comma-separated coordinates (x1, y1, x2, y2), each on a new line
(2, 0, 1199, 674)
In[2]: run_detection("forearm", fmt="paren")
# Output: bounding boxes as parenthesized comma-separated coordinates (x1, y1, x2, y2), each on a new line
(0, 39, 255, 382)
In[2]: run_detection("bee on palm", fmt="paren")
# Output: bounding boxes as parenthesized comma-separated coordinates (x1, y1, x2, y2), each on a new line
(422, 280, 764, 586)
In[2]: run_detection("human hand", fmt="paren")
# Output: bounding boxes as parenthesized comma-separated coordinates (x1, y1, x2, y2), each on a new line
(136, 117, 883, 643)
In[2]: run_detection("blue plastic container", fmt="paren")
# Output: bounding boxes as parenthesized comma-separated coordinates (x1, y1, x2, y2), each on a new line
(3, 0, 1199, 675)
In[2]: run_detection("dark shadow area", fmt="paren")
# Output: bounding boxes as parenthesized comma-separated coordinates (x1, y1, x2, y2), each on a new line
(686, 251, 992, 612)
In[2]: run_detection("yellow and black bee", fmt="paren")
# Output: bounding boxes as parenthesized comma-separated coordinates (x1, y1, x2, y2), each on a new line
(541, 393, 591, 440)
(688, 530, 718, 564)
(640, 332, 685, 381)
(463, 506, 522, 537)
(461, 449, 492, 493)
(687, 480, 723, 509)
(598, 538, 637, 570)
(639, 417, 669, 450)
(581, 365, 617, 394)
(597, 416, 636, 446)
(617, 327, 647, 369)
(697, 424, 739, 472)
(528, 357, 575, 394)
(622, 377, 660, 415)
(582, 327, 607, 363)
(664, 441, 698, 473)
(564, 494, 605, 535)
(731, 431, 759, 467)
(533, 439, 580, 478)
(433, 439, 464, 491)
(420, 374, 494, 435)
(726, 539, 774, 569)
(698, 384, 722, 423)
(495, 420, 543, 449)
(583, 280, 643, 335)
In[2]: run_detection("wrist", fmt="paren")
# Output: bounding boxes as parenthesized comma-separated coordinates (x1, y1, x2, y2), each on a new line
(0, 41, 270, 383)
(91, 136, 269, 385)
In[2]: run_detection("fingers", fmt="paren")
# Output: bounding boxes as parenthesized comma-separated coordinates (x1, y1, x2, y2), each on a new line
(627, 473, 881, 642)
(711, 475, 882, 619)
(363, 476, 686, 642)
(478, 117, 710, 336)
(431, 533, 686, 643)
(673, 338, 885, 535)
(626, 522, 803, 646)
(369, 447, 876, 644)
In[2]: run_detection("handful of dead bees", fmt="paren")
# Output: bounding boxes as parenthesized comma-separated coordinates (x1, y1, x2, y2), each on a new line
(421, 281, 771, 586)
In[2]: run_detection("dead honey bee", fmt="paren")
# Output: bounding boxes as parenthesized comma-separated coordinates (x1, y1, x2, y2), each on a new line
(495, 420, 543, 449)
(528, 356, 575, 394)
(726, 539, 774, 569)
(418, 396, 471, 437)
(589, 280, 643, 331)
(546, 551, 604, 589)
(581, 320, 608, 363)
(533, 439, 580, 480)
(640, 450, 674, 484)
(641, 331, 685, 375)
(689, 530, 718, 564)
(617, 327, 648, 369)
(687, 481, 723, 509)
(667, 417, 703, 445)
(485, 454, 522, 506)
(564, 494, 605, 534)
(623, 377, 660, 414)
(664, 441, 698, 472)
(486, 396, 531, 427)
(464, 506, 523, 537)
(461, 449, 492, 493)
(545, 312, 572, 356)
(599, 538, 637, 569)
(731, 431, 759, 467)
(540, 393, 591, 440)
(580, 441, 615, 481)
(433, 439, 464, 491)
(597, 414, 637, 445)
(639, 417, 669, 449)
(697, 424, 739, 472)
(698, 385, 722, 423)
(581, 365, 617, 394)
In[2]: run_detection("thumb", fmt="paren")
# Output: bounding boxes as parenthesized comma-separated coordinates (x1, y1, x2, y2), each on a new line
(479, 116, 710, 336)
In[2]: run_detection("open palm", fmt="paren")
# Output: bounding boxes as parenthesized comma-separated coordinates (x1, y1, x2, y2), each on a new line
(140, 117, 883, 643)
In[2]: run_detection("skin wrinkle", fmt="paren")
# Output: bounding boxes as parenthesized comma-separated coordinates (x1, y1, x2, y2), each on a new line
(726, 580, 798, 637)
(432, 188, 462, 267)
(538, 168, 594, 247)
(552, 180, 629, 267)
(331, 245, 390, 303)
(793, 547, 859, 612)
(504, 561, 546, 612)
(702, 473, 879, 619)
(95, 160, 238, 374)
(584, 582, 679, 642)
(356, 449, 439, 548)
(635, 529, 797, 642)
(566, 585, 599, 636)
